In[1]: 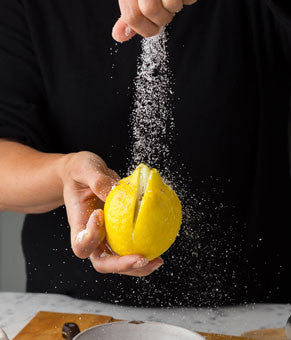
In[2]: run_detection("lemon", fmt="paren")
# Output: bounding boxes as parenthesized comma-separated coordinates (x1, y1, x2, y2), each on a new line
(104, 164, 182, 261)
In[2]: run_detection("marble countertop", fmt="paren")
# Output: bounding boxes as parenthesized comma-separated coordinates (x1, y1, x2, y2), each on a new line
(0, 292, 290, 339)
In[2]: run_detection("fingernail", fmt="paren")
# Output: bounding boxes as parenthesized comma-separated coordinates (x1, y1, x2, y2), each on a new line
(132, 257, 149, 269)
(87, 210, 97, 225)
(87, 209, 103, 227)
(97, 210, 104, 225)
(125, 25, 131, 37)
(153, 261, 164, 271)
(100, 251, 111, 258)
(105, 242, 115, 255)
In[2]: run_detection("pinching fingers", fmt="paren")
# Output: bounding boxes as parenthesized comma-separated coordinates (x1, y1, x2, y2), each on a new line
(118, 0, 160, 38)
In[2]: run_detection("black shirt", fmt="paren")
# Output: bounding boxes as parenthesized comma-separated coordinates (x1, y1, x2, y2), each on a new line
(0, 0, 290, 307)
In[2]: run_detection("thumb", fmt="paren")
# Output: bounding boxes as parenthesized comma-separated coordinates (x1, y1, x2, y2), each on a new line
(112, 18, 136, 42)
(71, 209, 106, 259)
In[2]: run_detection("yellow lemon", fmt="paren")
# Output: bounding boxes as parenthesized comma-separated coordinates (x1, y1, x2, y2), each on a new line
(104, 164, 182, 261)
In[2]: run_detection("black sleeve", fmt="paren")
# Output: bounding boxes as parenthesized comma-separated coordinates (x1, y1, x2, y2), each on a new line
(264, 0, 291, 79)
(264, 0, 291, 30)
(0, 0, 50, 151)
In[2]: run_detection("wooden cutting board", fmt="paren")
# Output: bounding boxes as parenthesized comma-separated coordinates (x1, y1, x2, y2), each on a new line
(13, 311, 285, 340)
(241, 329, 286, 340)
(13, 312, 113, 340)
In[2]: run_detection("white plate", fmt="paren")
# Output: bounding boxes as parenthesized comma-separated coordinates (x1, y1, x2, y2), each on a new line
(74, 321, 205, 340)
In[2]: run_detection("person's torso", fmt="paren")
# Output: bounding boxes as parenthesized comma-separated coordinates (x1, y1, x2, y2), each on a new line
(22, 0, 291, 306)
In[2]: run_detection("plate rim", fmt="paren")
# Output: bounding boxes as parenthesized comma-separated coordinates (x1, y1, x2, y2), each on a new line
(74, 320, 206, 340)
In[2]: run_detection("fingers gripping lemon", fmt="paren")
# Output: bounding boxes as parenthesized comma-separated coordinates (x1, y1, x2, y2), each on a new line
(104, 164, 182, 261)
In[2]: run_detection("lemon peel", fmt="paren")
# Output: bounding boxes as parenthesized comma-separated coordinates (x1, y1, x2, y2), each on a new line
(104, 164, 182, 261)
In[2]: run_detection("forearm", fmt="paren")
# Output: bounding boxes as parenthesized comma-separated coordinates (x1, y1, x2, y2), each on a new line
(0, 139, 68, 213)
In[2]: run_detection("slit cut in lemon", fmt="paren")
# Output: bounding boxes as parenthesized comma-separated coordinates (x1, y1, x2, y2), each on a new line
(104, 164, 182, 261)
(133, 164, 151, 227)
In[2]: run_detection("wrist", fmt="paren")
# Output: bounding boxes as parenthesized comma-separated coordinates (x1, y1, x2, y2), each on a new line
(56, 152, 77, 186)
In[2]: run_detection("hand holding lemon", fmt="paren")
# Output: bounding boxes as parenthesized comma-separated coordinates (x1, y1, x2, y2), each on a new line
(63, 152, 181, 277)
